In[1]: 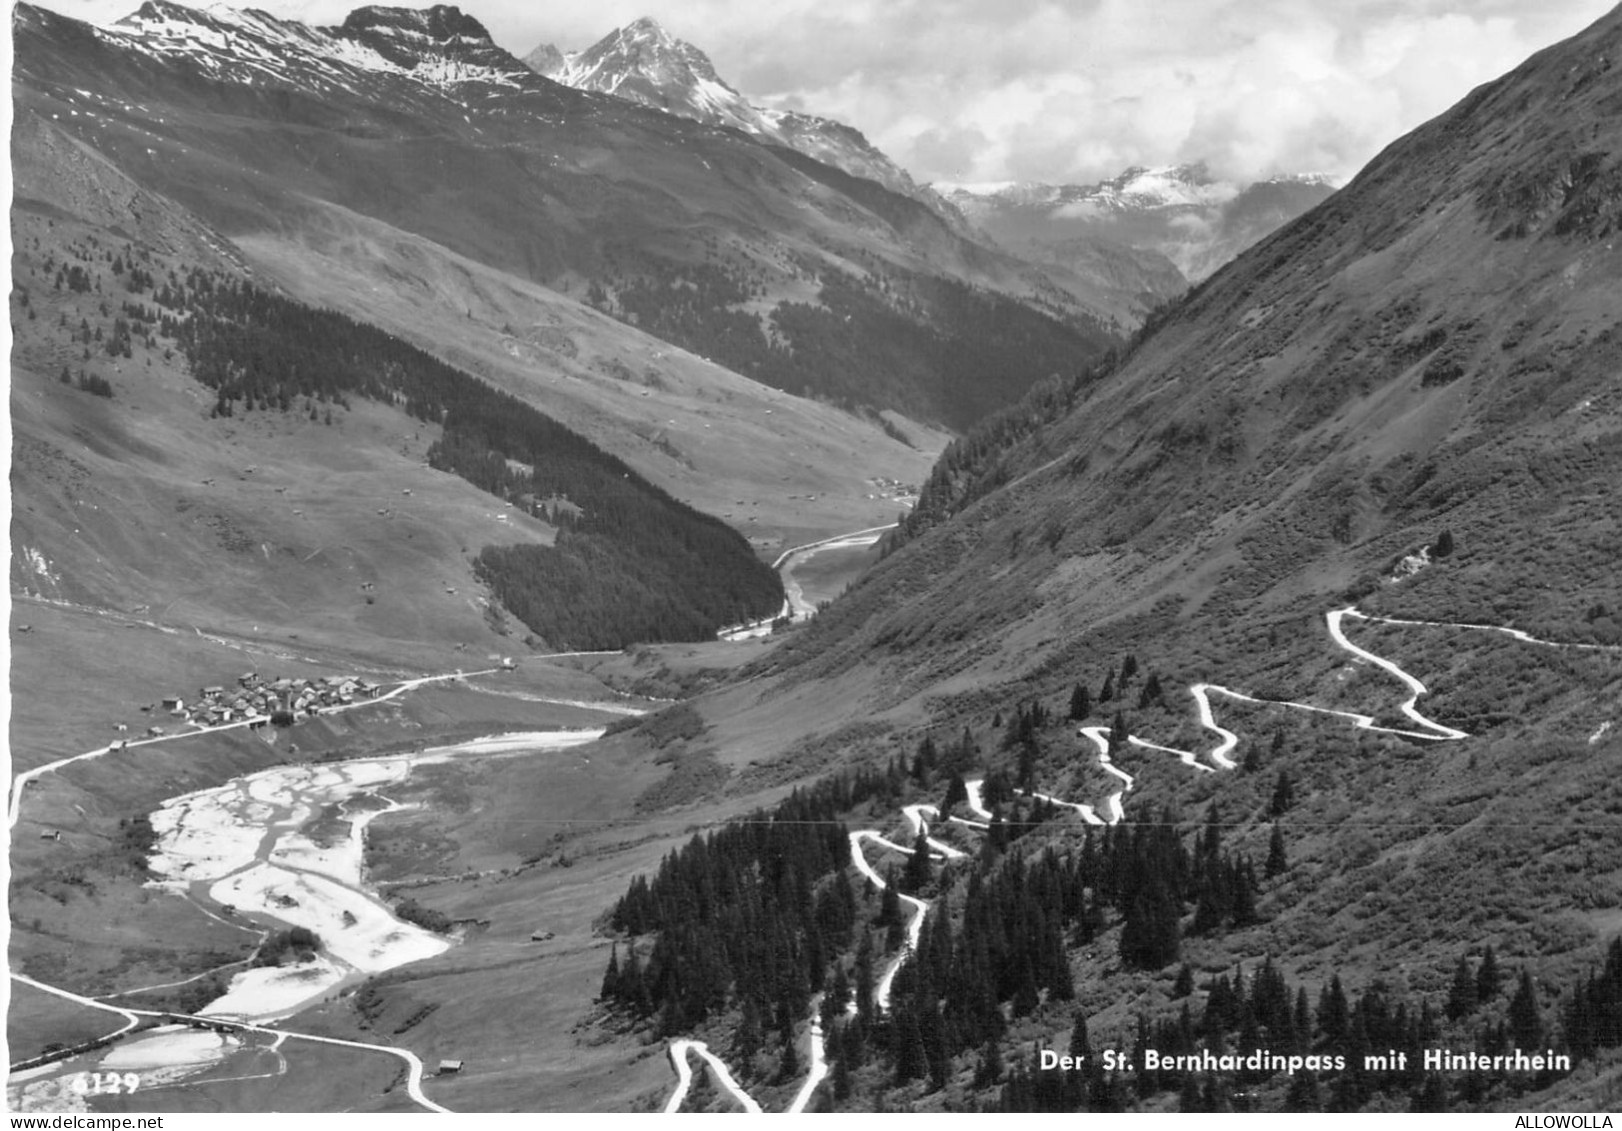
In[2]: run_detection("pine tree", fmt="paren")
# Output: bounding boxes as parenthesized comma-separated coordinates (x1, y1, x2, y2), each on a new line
(1269, 770, 1295, 817)
(1099, 668, 1115, 702)
(892, 1004, 926, 1084)
(1068, 682, 1092, 721)
(1191, 863, 1231, 934)
(1266, 822, 1289, 878)
(1476, 946, 1501, 1002)
(1137, 672, 1163, 709)
(1017, 734, 1039, 790)
(854, 932, 875, 1023)
(972, 1035, 1006, 1087)
(1119, 876, 1180, 970)
(832, 1046, 853, 1100)
(903, 830, 933, 894)
(1069, 1010, 1093, 1062)
(912, 736, 938, 782)
(1508, 969, 1543, 1051)
(1294, 987, 1313, 1045)
(1445, 954, 1478, 1021)
(620, 946, 650, 1015)
(1318, 974, 1349, 1045)
(1173, 964, 1195, 998)
(1108, 711, 1129, 754)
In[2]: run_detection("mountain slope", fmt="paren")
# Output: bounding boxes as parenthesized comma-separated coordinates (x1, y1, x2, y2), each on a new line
(12, 2, 1122, 433)
(647, 4, 1622, 1109)
(522, 16, 1187, 328)
(9, 184, 786, 653)
(12, 1, 1622, 1115)
(796, 10, 1622, 694)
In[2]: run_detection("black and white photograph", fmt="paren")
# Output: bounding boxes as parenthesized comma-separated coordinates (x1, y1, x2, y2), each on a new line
(6, 0, 1622, 1117)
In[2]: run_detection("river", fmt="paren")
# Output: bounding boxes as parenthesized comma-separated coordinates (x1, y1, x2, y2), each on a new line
(7, 729, 603, 1111)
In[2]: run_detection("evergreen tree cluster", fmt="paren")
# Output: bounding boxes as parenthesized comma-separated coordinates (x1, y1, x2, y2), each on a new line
(1563, 936, 1622, 1061)
(601, 771, 901, 1035)
(837, 847, 1085, 1096)
(999, 700, 1050, 790)
(156, 268, 781, 648)
(1062, 655, 1166, 722)
(999, 936, 1622, 1114)
(1187, 806, 1262, 936)
(596, 723, 1617, 1112)
(909, 729, 979, 785)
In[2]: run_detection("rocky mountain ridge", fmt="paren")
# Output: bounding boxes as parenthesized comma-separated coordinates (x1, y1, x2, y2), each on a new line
(14, 0, 1135, 435)
(522, 16, 957, 220)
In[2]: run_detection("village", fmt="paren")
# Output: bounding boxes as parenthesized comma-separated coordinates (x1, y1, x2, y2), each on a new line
(138, 671, 385, 737)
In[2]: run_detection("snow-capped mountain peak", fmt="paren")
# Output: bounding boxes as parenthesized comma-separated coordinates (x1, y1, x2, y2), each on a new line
(537, 17, 750, 121)
(523, 17, 947, 211)
(102, 1, 533, 95)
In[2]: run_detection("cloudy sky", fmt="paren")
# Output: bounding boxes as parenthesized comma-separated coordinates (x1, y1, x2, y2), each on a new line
(34, 0, 1618, 186)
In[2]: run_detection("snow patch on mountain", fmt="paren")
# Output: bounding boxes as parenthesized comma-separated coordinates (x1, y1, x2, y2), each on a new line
(938, 163, 1341, 281)
(105, 1, 531, 95)
(523, 16, 948, 211)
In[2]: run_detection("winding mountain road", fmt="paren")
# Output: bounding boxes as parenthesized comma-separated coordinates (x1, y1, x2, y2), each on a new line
(657, 602, 1621, 1114)
(663, 1040, 765, 1113)
(16, 597, 1611, 1114)
(783, 1010, 829, 1115)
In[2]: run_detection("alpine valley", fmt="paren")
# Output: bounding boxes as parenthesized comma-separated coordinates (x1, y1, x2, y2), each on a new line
(8, 0, 1622, 1118)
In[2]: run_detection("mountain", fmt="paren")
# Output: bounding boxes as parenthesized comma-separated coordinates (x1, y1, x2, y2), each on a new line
(523, 17, 949, 217)
(942, 162, 1340, 283)
(13, 1, 1135, 437)
(11, 0, 1622, 1116)
(523, 15, 1186, 326)
(786, 11, 1622, 773)
(602, 2, 1622, 1110)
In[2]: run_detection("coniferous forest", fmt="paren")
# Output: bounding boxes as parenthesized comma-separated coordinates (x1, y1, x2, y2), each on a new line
(598, 736, 1622, 1112)
(152, 267, 782, 648)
